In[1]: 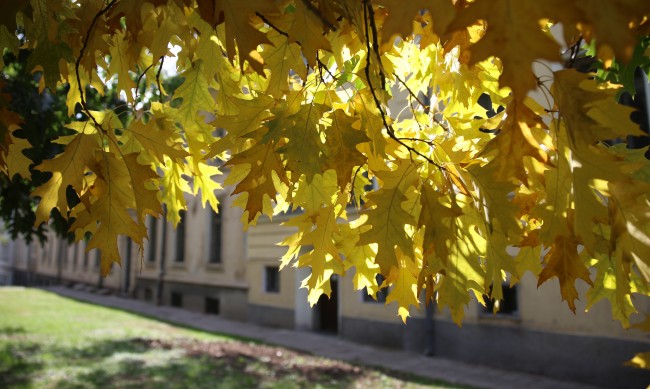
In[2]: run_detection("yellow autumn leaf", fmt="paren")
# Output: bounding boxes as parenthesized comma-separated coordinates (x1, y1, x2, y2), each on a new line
(32, 127, 101, 225)
(448, 0, 561, 99)
(358, 160, 419, 273)
(538, 234, 594, 313)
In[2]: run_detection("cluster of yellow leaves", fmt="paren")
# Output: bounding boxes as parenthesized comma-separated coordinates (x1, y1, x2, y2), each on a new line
(0, 86, 31, 179)
(1, 0, 650, 337)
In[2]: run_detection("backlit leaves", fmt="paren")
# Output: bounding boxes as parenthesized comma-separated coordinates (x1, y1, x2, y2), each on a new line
(1, 0, 649, 331)
(538, 234, 593, 313)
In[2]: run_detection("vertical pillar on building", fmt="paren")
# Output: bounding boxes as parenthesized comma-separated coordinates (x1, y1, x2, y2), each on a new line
(156, 210, 168, 306)
(424, 298, 435, 356)
(123, 238, 132, 296)
(96, 250, 103, 289)
(294, 267, 312, 330)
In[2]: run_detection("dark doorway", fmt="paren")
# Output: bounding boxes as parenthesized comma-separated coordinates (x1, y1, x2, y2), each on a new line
(170, 292, 183, 308)
(205, 297, 220, 315)
(315, 278, 338, 333)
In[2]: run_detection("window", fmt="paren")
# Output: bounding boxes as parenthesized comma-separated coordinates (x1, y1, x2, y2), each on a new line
(147, 216, 158, 263)
(208, 205, 222, 264)
(363, 274, 388, 303)
(264, 266, 280, 293)
(482, 283, 518, 316)
(170, 292, 183, 308)
(175, 210, 186, 262)
(205, 297, 220, 315)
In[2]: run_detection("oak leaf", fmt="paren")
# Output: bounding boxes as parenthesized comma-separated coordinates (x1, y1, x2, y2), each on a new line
(537, 234, 593, 313)
(385, 252, 420, 323)
(448, 0, 561, 99)
(285, 0, 332, 66)
(226, 132, 288, 223)
(197, 0, 276, 73)
(552, 69, 645, 147)
(358, 161, 419, 273)
(278, 103, 327, 182)
(322, 109, 370, 190)
(70, 152, 148, 275)
(32, 127, 101, 225)
(480, 99, 549, 184)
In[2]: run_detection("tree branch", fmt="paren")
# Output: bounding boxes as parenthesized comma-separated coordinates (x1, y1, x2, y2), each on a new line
(299, 0, 337, 32)
(393, 72, 449, 131)
(156, 56, 165, 101)
(365, 2, 385, 90)
(255, 12, 289, 37)
(135, 59, 156, 102)
(362, 1, 443, 170)
(317, 57, 336, 81)
(74, 0, 118, 132)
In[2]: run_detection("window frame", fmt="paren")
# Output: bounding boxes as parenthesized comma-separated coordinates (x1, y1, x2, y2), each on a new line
(264, 265, 280, 293)
(480, 282, 519, 318)
(207, 204, 222, 264)
(174, 210, 186, 263)
(147, 216, 158, 264)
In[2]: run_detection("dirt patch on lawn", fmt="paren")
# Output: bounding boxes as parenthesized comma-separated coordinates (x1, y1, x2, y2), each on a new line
(136, 337, 364, 382)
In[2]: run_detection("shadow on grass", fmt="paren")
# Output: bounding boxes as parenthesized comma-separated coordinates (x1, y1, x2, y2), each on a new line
(0, 326, 27, 336)
(54, 338, 154, 362)
(0, 341, 42, 388)
(42, 290, 472, 388)
(49, 337, 365, 389)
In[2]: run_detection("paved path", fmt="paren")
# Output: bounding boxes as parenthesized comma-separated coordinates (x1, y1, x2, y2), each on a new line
(46, 286, 603, 389)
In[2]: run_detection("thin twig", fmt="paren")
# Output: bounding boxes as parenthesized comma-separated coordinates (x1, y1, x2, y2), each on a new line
(362, 3, 391, 133)
(406, 95, 426, 134)
(316, 57, 336, 81)
(299, 0, 337, 32)
(393, 72, 449, 131)
(256, 10, 313, 77)
(365, 2, 385, 90)
(393, 73, 427, 108)
(134, 61, 157, 102)
(397, 137, 435, 146)
(255, 12, 289, 37)
(349, 164, 367, 210)
(75, 0, 118, 131)
(156, 56, 165, 101)
(564, 36, 583, 69)
(361, 1, 443, 170)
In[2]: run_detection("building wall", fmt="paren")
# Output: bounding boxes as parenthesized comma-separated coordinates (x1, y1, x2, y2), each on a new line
(246, 214, 650, 387)
(130, 186, 249, 321)
(246, 215, 297, 328)
(161, 198, 247, 288)
(9, 231, 135, 292)
(0, 232, 15, 285)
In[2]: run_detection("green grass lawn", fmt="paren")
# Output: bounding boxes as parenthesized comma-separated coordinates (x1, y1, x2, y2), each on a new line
(0, 287, 464, 389)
